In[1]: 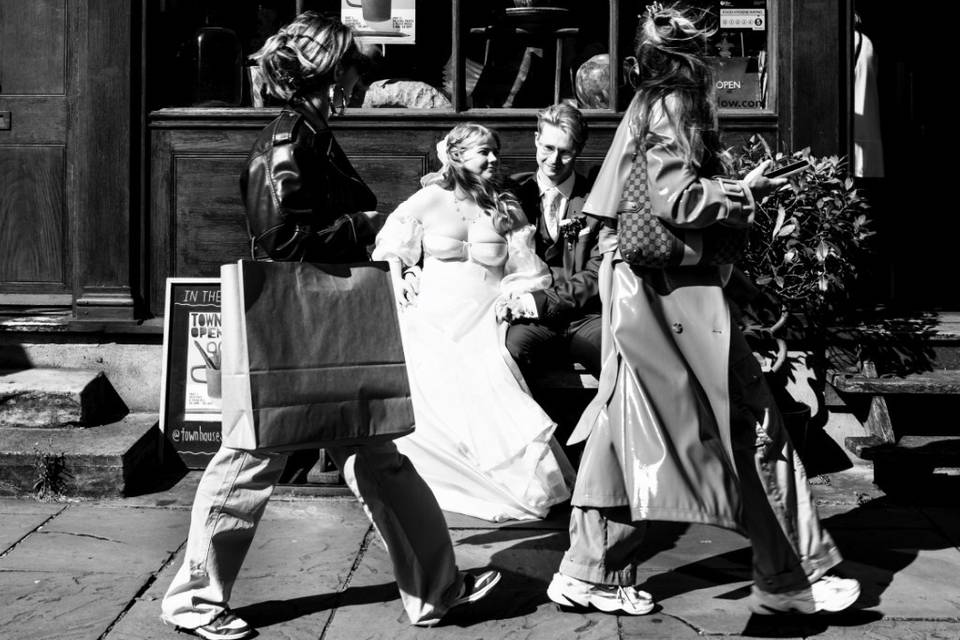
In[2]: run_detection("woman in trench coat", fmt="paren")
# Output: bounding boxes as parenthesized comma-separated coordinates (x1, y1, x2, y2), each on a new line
(546, 3, 861, 617)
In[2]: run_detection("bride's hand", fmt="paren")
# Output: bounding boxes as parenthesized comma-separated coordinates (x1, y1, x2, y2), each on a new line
(399, 266, 421, 307)
(388, 259, 414, 308)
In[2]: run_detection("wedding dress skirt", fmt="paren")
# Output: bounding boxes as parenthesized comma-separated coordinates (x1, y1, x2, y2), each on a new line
(394, 256, 573, 522)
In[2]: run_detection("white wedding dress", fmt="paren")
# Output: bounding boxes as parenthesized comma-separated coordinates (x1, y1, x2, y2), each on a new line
(372, 184, 574, 521)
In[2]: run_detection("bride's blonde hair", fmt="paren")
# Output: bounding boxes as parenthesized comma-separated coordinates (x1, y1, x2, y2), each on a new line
(435, 124, 525, 235)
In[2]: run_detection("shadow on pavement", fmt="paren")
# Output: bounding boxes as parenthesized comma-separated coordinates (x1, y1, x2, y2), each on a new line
(452, 494, 954, 636)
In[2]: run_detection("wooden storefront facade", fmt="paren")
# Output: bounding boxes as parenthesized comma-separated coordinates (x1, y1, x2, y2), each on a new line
(5, 0, 927, 327)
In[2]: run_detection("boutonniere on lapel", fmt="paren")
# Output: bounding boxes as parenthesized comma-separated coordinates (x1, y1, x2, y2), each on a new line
(558, 197, 587, 245)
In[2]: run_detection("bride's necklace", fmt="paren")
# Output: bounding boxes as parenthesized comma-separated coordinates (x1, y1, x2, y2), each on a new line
(453, 191, 480, 223)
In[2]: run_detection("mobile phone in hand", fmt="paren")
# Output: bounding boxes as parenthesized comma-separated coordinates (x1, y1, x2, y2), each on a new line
(763, 160, 809, 179)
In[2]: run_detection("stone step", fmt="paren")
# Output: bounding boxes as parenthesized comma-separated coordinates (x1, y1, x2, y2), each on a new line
(869, 435, 960, 503)
(832, 368, 960, 395)
(0, 413, 160, 498)
(0, 368, 128, 428)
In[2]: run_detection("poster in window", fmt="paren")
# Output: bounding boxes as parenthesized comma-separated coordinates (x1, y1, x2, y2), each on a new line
(159, 278, 223, 468)
(342, 0, 415, 45)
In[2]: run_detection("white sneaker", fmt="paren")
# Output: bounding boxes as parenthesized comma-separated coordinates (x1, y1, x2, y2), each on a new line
(165, 610, 254, 640)
(449, 569, 501, 607)
(412, 569, 501, 627)
(547, 572, 654, 615)
(749, 575, 861, 615)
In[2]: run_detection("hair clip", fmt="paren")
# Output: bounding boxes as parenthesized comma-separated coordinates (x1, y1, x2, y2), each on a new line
(644, 2, 666, 21)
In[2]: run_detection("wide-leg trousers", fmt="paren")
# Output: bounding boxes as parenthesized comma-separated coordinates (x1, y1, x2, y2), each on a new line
(559, 326, 843, 594)
(161, 440, 461, 628)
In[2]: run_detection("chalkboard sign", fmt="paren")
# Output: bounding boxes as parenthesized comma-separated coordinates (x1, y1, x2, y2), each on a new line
(159, 278, 223, 468)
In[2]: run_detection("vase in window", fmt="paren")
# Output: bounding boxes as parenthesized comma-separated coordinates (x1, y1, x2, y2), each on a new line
(191, 18, 243, 107)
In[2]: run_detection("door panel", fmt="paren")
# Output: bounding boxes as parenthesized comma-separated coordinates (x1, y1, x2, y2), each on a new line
(0, 0, 65, 94)
(0, 147, 65, 282)
(0, 0, 69, 298)
(0, 97, 67, 143)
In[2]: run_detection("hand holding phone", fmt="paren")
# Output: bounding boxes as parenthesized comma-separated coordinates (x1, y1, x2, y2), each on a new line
(763, 160, 809, 179)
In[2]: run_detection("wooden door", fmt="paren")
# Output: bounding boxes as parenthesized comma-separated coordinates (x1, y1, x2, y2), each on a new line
(0, 0, 71, 306)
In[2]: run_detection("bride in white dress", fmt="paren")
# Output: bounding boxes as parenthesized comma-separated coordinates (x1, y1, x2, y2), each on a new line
(372, 123, 574, 522)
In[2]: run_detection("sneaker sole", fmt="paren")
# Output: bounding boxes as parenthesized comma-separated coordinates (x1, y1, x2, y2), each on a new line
(592, 597, 654, 615)
(749, 585, 860, 616)
(453, 571, 502, 606)
(162, 615, 253, 640)
(191, 628, 253, 640)
(547, 580, 654, 615)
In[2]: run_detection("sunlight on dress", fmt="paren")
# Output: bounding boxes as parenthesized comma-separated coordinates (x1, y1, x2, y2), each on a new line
(373, 185, 574, 522)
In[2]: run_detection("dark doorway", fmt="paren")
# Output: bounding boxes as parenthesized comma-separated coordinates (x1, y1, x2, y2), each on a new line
(853, 3, 955, 310)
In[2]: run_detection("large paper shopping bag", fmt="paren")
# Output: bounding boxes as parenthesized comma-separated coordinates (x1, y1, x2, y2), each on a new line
(220, 260, 414, 451)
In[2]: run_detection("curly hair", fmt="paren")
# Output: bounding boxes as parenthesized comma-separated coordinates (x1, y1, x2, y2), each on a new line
(629, 3, 727, 173)
(251, 12, 366, 104)
(435, 123, 526, 236)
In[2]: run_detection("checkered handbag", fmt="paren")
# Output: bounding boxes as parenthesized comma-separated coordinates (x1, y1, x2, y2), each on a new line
(617, 148, 749, 268)
(617, 150, 684, 267)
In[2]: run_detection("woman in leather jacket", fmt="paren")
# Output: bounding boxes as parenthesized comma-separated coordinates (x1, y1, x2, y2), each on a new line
(161, 14, 498, 640)
(241, 20, 382, 263)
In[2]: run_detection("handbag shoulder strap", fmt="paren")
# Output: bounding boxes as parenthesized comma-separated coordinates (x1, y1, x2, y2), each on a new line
(618, 141, 650, 214)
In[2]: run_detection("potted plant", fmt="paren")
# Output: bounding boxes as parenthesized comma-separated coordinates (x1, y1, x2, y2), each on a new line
(729, 136, 875, 466)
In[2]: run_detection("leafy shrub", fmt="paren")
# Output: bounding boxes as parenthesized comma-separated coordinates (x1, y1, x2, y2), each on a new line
(730, 136, 875, 332)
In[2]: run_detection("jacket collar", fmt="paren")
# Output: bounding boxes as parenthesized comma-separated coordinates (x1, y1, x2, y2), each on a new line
(536, 169, 577, 201)
(290, 100, 330, 135)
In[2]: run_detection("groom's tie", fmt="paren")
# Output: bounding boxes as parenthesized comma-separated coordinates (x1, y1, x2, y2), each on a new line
(542, 189, 561, 242)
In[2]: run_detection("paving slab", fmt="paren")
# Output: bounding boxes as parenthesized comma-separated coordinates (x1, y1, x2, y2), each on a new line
(0, 499, 64, 552)
(0, 504, 187, 575)
(813, 619, 960, 639)
(107, 499, 370, 640)
(818, 501, 929, 530)
(0, 570, 148, 640)
(618, 611, 705, 639)
(324, 526, 620, 639)
(922, 506, 960, 549)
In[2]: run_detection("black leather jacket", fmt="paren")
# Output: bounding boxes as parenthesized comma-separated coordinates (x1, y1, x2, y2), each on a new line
(240, 103, 377, 263)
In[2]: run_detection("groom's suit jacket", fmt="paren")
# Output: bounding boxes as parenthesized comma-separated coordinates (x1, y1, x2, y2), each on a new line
(510, 170, 602, 326)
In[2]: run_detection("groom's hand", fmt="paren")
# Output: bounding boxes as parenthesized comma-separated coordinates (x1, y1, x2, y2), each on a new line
(495, 294, 538, 323)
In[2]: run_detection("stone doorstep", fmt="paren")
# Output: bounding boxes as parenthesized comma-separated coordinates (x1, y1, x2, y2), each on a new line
(0, 367, 128, 428)
(0, 413, 159, 498)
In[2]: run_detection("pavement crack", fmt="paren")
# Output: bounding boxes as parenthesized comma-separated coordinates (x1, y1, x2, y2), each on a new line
(0, 505, 70, 560)
(95, 534, 188, 639)
(57, 531, 122, 544)
(661, 611, 707, 635)
(318, 524, 375, 640)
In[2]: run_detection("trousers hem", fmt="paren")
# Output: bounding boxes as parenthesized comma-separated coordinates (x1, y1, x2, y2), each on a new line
(559, 556, 638, 586)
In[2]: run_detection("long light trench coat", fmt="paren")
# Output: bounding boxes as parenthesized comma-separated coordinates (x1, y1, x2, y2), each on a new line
(569, 95, 758, 531)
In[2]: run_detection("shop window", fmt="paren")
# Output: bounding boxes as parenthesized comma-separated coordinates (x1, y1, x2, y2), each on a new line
(617, 1, 773, 113)
(146, 0, 453, 111)
(146, 0, 772, 114)
(460, 1, 612, 110)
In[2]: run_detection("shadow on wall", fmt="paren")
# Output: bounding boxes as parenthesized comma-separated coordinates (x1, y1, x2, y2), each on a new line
(0, 344, 32, 372)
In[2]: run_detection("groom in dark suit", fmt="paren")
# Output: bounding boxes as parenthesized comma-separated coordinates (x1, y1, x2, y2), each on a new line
(500, 104, 602, 379)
